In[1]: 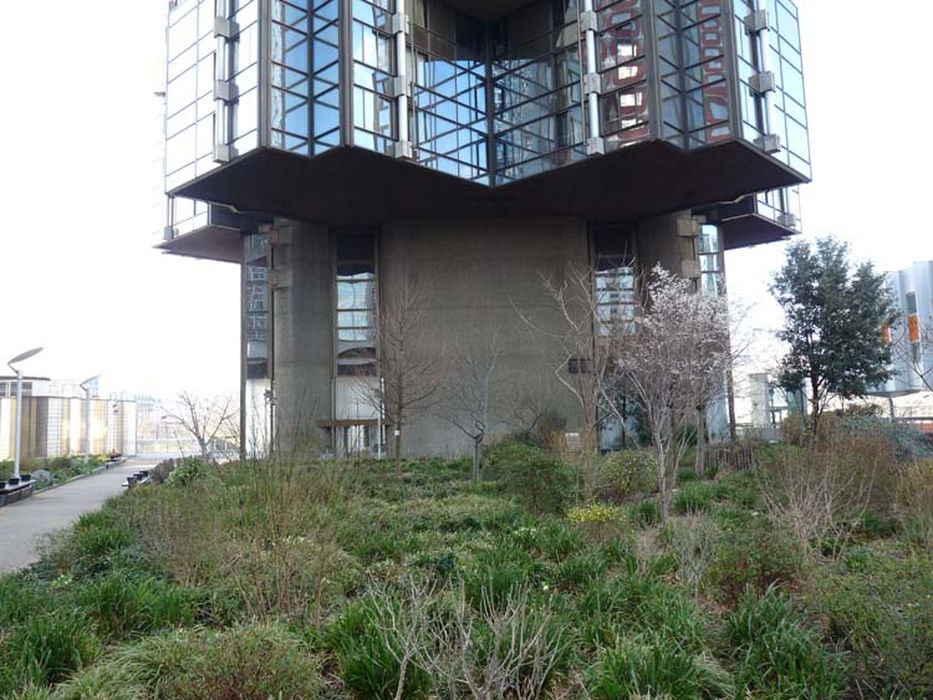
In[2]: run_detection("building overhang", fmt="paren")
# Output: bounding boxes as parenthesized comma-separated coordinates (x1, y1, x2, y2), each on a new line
(157, 225, 243, 264)
(170, 139, 806, 239)
(445, 0, 537, 21)
(717, 214, 797, 251)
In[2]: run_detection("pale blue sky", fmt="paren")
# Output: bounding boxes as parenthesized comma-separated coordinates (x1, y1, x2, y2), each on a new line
(0, 0, 930, 397)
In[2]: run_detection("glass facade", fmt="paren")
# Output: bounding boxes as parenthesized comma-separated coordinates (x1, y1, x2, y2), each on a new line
(732, 0, 810, 177)
(165, 0, 809, 198)
(335, 232, 378, 377)
(593, 226, 637, 335)
(698, 223, 725, 296)
(492, 0, 585, 183)
(411, 0, 489, 182)
(244, 234, 270, 379)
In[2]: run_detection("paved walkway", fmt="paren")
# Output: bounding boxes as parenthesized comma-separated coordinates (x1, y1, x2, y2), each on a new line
(0, 459, 156, 574)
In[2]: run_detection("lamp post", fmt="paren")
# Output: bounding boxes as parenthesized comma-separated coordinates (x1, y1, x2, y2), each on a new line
(7, 347, 43, 480)
(79, 374, 101, 463)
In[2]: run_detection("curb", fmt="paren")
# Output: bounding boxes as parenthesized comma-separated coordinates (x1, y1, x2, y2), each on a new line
(1, 460, 128, 506)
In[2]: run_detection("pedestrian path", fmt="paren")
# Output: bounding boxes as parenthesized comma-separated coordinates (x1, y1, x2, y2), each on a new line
(0, 460, 154, 574)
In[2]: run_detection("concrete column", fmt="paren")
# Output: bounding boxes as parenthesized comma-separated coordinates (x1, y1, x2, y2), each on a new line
(272, 221, 333, 453)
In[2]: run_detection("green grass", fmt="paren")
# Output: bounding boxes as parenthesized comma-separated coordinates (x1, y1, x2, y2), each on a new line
(0, 446, 927, 697)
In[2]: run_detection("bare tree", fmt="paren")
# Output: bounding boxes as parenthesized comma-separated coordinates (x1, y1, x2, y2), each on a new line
(365, 273, 443, 474)
(610, 267, 732, 520)
(439, 334, 503, 481)
(519, 265, 626, 497)
(164, 391, 238, 461)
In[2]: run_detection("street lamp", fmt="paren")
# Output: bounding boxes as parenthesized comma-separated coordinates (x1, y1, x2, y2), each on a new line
(7, 347, 43, 480)
(79, 374, 101, 463)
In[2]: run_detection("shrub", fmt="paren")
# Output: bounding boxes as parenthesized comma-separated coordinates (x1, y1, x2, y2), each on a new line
(487, 441, 571, 515)
(710, 518, 803, 606)
(596, 450, 657, 501)
(567, 502, 629, 544)
(673, 482, 715, 514)
(810, 543, 932, 697)
(164, 457, 208, 486)
(588, 639, 733, 699)
(728, 586, 845, 698)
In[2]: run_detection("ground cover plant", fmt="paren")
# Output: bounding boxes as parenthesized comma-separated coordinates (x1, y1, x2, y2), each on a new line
(1, 426, 930, 698)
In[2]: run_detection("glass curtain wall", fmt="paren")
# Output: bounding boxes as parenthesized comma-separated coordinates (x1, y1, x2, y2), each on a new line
(597, 0, 651, 150)
(244, 234, 270, 380)
(410, 0, 489, 182)
(165, 0, 221, 192)
(492, 0, 585, 184)
(656, 0, 733, 149)
(593, 227, 637, 335)
(269, 0, 342, 155)
(352, 0, 398, 154)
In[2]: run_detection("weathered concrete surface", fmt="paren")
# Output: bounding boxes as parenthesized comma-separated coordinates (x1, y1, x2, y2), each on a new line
(0, 459, 154, 574)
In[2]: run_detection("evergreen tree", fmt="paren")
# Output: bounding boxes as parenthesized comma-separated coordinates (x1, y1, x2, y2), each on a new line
(771, 237, 896, 437)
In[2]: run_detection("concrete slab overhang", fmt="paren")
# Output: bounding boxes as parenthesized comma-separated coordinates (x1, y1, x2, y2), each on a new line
(718, 214, 797, 251)
(156, 225, 244, 263)
(445, 0, 537, 21)
(170, 139, 807, 233)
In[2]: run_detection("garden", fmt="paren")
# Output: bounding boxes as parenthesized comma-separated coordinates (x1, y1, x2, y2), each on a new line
(0, 416, 930, 699)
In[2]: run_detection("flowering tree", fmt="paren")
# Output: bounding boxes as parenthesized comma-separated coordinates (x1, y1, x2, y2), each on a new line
(611, 267, 732, 520)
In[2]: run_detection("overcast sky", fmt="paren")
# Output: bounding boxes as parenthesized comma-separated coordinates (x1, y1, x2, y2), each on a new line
(1, 1, 931, 398)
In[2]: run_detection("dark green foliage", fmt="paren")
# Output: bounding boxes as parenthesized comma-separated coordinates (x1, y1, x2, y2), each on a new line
(630, 497, 661, 527)
(811, 544, 933, 697)
(54, 510, 136, 578)
(711, 470, 759, 510)
(0, 609, 101, 694)
(324, 595, 431, 699)
(464, 546, 543, 609)
(710, 518, 803, 605)
(487, 440, 571, 514)
(589, 639, 733, 699)
(771, 237, 897, 433)
(597, 450, 657, 501)
(1, 449, 925, 698)
(74, 573, 203, 640)
(164, 457, 208, 486)
(577, 571, 706, 653)
(673, 482, 715, 514)
(728, 586, 845, 698)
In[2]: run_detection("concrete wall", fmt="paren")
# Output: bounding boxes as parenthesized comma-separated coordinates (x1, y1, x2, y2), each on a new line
(271, 213, 697, 458)
(380, 217, 591, 457)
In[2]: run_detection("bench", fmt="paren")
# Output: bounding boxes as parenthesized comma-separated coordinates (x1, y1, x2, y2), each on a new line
(0, 476, 36, 507)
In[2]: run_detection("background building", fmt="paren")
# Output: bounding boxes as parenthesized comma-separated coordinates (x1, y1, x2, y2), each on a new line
(0, 379, 137, 462)
(160, 0, 810, 456)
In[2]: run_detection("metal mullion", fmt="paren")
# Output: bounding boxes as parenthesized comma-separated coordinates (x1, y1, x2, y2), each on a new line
(339, 0, 353, 146)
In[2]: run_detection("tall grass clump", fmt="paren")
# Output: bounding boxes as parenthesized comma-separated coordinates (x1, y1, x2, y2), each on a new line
(588, 638, 733, 699)
(728, 586, 845, 698)
(0, 609, 101, 694)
